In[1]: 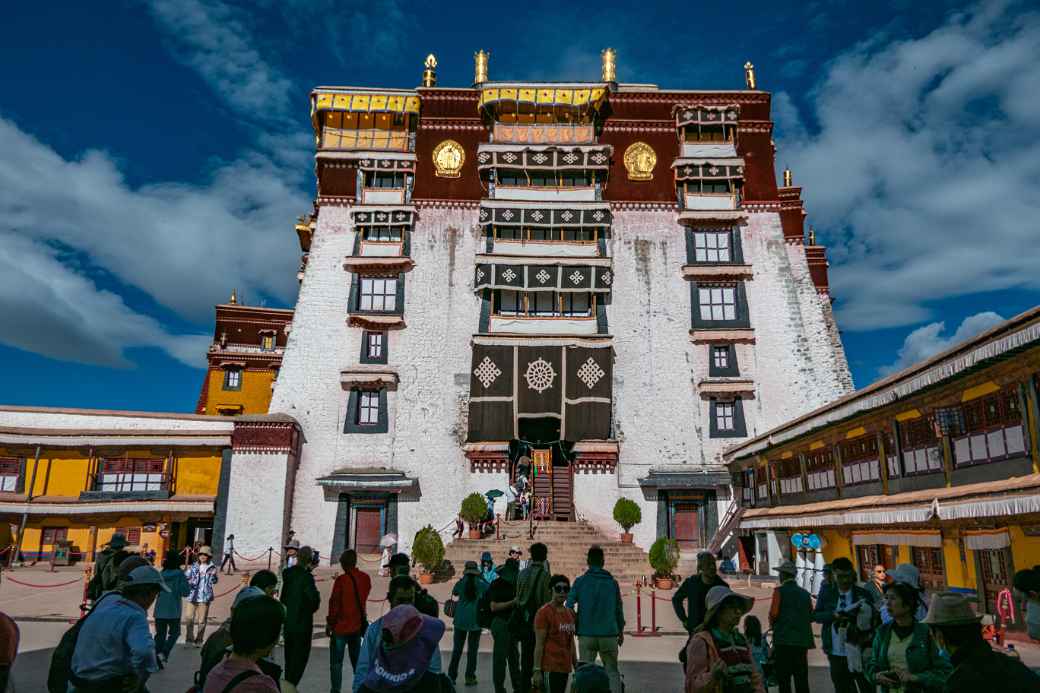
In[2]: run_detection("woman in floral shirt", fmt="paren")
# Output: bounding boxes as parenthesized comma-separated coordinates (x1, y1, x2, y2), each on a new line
(185, 545, 219, 645)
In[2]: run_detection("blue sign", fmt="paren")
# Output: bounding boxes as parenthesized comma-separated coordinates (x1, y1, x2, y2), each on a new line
(790, 533, 804, 548)
(792, 532, 822, 550)
(807, 534, 822, 550)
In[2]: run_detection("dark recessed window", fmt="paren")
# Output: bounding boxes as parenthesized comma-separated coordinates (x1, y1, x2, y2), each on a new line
(344, 389, 388, 434)
(708, 344, 739, 377)
(709, 397, 747, 438)
(361, 331, 388, 364)
(223, 368, 242, 391)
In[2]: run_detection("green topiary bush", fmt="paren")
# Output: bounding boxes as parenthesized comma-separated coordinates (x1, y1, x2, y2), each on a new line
(648, 537, 680, 578)
(612, 498, 642, 532)
(412, 525, 445, 573)
(460, 493, 488, 526)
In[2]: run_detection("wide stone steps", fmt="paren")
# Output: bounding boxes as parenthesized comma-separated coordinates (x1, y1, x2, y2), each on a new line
(442, 520, 652, 583)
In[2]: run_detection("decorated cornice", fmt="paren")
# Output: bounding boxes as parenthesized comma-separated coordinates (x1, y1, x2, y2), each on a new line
(739, 201, 782, 212)
(316, 195, 358, 207)
(464, 447, 509, 473)
(343, 256, 415, 273)
(690, 328, 756, 344)
(231, 416, 301, 455)
(609, 201, 679, 212)
(417, 119, 486, 131)
(412, 199, 481, 209)
(736, 120, 774, 134)
(682, 264, 754, 281)
(347, 314, 406, 330)
(611, 91, 769, 106)
(340, 368, 399, 391)
(697, 378, 757, 398)
(600, 122, 674, 133)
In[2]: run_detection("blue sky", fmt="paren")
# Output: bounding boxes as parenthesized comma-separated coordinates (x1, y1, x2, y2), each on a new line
(1, 0, 1038, 412)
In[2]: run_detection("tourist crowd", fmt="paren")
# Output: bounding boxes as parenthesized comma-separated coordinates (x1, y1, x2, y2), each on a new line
(45, 530, 1040, 692)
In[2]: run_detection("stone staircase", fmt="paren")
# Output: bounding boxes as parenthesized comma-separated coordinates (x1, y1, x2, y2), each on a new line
(442, 519, 652, 585)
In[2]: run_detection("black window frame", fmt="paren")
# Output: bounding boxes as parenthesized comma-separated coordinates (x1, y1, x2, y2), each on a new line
(344, 388, 389, 434)
(708, 344, 739, 377)
(691, 281, 750, 329)
(686, 228, 744, 265)
(709, 397, 747, 438)
(360, 330, 388, 364)
(222, 367, 243, 391)
(350, 273, 406, 315)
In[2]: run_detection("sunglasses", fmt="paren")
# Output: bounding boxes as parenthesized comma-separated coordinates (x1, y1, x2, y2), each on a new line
(553, 584, 570, 593)
(509, 551, 521, 556)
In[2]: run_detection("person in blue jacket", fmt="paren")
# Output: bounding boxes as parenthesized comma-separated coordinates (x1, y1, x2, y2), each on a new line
(566, 546, 625, 693)
(153, 550, 190, 665)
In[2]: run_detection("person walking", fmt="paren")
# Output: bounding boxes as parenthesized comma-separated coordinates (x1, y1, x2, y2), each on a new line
(281, 545, 321, 686)
(922, 591, 1040, 692)
(356, 604, 452, 693)
(674, 552, 728, 633)
(865, 563, 890, 610)
(202, 594, 289, 693)
(813, 556, 875, 693)
(185, 545, 219, 646)
(354, 576, 445, 692)
(566, 546, 625, 693)
(70, 565, 167, 692)
(865, 582, 951, 692)
(683, 585, 764, 693)
(448, 561, 488, 687)
(328, 549, 372, 693)
(87, 532, 130, 600)
(220, 535, 237, 575)
(768, 560, 814, 693)
(481, 551, 498, 584)
(516, 542, 552, 692)
(153, 550, 190, 666)
(532, 574, 577, 693)
(488, 569, 522, 693)
(283, 539, 300, 569)
(1013, 566, 1040, 640)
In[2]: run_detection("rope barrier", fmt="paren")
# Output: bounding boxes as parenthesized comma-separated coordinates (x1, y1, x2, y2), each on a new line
(5, 575, 82, 588)
(212, 583, 244, 600)
(233, 550, 269, 562)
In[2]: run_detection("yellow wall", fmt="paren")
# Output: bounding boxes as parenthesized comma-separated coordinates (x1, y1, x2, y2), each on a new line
(821, 529, 853, 564)
(176, 450, 224, 496)
(202, 368, 275, 415)
(22, 517, 165, 564)
(1009, 525, 1040, 573)
(942, 536, 973, 589)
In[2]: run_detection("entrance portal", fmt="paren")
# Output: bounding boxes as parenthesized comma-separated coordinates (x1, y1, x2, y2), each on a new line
(516, 418, 573, 521)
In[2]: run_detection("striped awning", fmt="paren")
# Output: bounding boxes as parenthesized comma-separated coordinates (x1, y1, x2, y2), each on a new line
(479, 85, 608, 112)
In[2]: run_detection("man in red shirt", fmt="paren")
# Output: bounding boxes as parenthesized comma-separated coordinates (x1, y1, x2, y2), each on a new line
(326, 549, 372, 693)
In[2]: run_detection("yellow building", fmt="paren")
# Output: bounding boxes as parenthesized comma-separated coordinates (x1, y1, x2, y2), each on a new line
(0, 406, 235, 563)
(196, 299, 293, 416)
(724, 306, 1040, 618)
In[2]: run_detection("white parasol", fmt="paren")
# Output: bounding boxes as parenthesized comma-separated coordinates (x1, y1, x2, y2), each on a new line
(379, 534, 398, 548)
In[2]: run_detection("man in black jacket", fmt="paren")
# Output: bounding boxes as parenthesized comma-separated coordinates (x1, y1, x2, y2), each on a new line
(923, 591, 1040, 693)
(388, 552, 439, 618)
(280, 545, 321, 685)
(672, 551, 727, 632)
(812, 557, 874, 693)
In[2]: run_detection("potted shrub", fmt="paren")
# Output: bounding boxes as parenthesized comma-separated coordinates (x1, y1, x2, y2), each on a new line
(460, 493, 488, 540)
(612, 498, 642, 544)
(412, 525, 444, 585)
(649, 537, 679, 590)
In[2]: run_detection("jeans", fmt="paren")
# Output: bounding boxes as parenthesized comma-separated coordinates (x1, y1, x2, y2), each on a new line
(491, 618, 520, 693)
(448, 628, 482, 681)
(578, 635, 621, 693)
(827, 654, 873, 693)
(330, 632, 361, 693)
(220, 552, 236, 574)
(284, 630, 313, 685)
(773, 644, 810, 693)
(153, 618, 180, 659)
(185, 601, 211, 643)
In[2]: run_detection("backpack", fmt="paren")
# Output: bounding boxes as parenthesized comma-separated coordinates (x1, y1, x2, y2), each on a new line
(47, 592, 116, 693)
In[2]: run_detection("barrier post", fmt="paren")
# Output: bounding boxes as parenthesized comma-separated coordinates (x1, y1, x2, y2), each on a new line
(267, 547, 273, 571)
(635, 583, 643, 634)
(650, 586, 658, 635)
(80, 567, 92, 619)
(496, 514, 501, 541)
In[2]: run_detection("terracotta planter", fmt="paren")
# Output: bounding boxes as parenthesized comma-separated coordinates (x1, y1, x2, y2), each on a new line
(468, 528, 482, 540)
(654, 577, 674, 590)
(620, 532, 633, 544)
(419, 572, 434, 585)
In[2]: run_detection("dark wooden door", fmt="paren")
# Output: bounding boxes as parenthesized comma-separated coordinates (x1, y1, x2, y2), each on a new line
(673, 503, 700, 549)
(977, 547, 1012, 616)
(355, 508, 382, 554)
(857, 544, 896, 582)
(911, 547, 946, 592)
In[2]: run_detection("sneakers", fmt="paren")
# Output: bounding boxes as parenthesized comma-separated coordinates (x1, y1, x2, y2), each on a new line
(464, 675, 478, 686)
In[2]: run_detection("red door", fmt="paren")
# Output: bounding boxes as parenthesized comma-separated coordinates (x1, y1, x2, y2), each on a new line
(354, 508, 382, 554)
(911, 547, 946, 592)
(673, 504, 700, 549)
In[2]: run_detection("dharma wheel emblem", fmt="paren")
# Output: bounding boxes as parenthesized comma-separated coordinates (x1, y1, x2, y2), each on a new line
(623, 141, 656, 181)
(432, 139, 464, 178)
(524, 358, 556, 394)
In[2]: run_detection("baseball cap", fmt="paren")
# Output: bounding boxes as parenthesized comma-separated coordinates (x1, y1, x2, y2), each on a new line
(127, 565, 170, 592)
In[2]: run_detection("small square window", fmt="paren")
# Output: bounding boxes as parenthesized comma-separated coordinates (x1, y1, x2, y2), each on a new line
(710, 397, 747, 438)
(715, 402, 735, 431)
(708, 344, 739, 377)
(358, 391, 380, 425)
(361, 331, 388, 365)
(223, 368, 242, 391)
(367, 333, 383, 359)
(713, 346, 728, 369)
(694, 231, 731, 263)
(260, 334, 275, 351)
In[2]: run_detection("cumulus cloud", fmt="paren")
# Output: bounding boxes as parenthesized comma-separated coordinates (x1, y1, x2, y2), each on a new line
(776, 2, 1040, 331)
(879, 310, 1006, 376)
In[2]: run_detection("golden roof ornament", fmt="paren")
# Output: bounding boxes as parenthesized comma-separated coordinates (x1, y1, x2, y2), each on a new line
(623, 141, 656, 181)
(601, 48, 617, 83)
(229, 289, 238, 305)
(422, 53, 437, 87)
(744, 61, 757, 90)
(474, 50, 489, 85)
(783, 168, 792, 187)
(432, 139, 465, 178)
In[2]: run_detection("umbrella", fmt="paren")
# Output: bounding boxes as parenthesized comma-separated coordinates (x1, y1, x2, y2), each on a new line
(484, 489, 504, 499)
(379, 534, 397, 548)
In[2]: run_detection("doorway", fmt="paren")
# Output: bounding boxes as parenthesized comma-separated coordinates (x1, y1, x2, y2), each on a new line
(976, 547, 1013, 617)
(672, 503, 700, 550)
(353, 507, 383, 555)
(856, 544, 896, 582)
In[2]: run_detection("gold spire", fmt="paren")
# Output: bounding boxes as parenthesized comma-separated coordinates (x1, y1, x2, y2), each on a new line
(601, 48, 617, 83)
(808, 225, 816, 245)
(229, 289, 238, 305)
(474, 50, 489, 85)
(422, 53, 437, 87)
(783, 168, 792, 187)
(744, 61, 757, 90)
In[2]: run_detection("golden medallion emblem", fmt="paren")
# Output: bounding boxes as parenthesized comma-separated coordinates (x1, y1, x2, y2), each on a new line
(623, 141, 656, 181)
(432, 139, 465, 178)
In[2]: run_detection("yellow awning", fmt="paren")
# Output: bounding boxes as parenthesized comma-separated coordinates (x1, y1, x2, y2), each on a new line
(312, 91, 420, 115)
(479, 86, 608, 112)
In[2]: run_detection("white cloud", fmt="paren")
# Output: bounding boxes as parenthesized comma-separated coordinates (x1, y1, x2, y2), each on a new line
(0, 233, 211, 368)
(776, 2, 1040, 331)
(879, 310, 1006, 376)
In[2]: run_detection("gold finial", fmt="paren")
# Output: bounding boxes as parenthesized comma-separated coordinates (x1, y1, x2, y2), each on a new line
(422, 53, 437, 88)
(744, 61, 757, 90)
(783, 168, 792, 187)
(474, 50, 489, 85)
(601, 48, 617, 83)
(808, 226, 816, 245)
(229, 289, 238, 305)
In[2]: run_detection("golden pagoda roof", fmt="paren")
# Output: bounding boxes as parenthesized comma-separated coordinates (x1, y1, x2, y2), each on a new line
(478, 83, 609, 115)
(310, 88, 420, 130)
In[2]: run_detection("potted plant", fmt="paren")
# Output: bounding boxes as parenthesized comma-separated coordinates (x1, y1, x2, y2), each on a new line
(649, 537, 679, 590)
(411, 525, 444, 585)
(612, 498, 642, 544)
(461, 493, 488, 540)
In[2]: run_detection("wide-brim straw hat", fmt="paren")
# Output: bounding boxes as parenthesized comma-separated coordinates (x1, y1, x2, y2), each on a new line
(197, 545, 213, 557)
(699, 585, 755, 629)
(922, 591, 982, 626)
